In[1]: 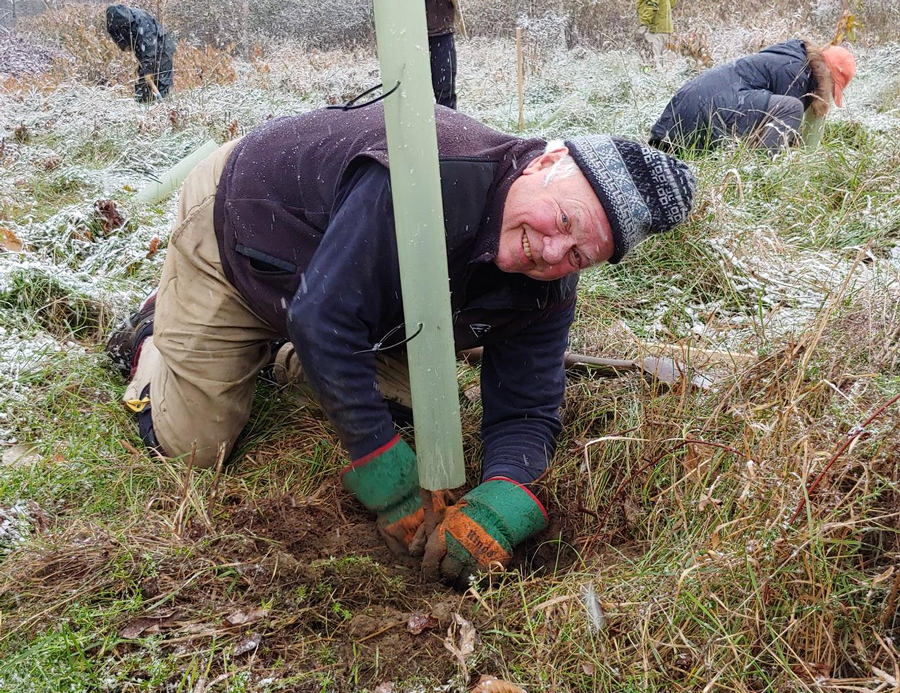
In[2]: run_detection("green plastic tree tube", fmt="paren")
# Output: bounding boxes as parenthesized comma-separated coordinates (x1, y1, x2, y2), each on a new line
(372, 0, 465, 492)
(134, 139, 219, 205)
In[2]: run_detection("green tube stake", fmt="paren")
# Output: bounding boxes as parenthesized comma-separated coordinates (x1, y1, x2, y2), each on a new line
(372, 0, 465, 491)
(134, 139, 219, 205)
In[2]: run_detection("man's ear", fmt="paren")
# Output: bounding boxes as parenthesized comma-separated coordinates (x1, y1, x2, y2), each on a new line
(522, 146, 570, 175)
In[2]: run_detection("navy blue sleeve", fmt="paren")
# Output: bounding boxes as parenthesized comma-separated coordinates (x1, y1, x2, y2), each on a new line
(479, 293, 575, 485)
(287, 161, 401, 461)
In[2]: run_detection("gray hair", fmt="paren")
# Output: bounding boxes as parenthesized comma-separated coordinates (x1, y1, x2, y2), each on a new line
(542, 139, 580, 187)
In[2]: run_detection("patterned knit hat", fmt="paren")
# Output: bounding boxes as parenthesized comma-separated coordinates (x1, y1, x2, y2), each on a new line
(565, 135, 695, 263)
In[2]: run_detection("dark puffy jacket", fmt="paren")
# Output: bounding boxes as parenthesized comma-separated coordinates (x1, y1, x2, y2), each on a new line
(213, 106, 577, 485)
(106, 4, 175, 99)
(650, 39, 826, 149)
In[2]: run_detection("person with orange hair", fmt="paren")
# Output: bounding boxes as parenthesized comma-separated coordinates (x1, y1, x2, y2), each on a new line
(650, 40, 855, 153)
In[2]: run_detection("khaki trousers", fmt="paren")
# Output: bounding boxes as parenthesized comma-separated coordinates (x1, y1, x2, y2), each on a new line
(125, 140, 412, 469)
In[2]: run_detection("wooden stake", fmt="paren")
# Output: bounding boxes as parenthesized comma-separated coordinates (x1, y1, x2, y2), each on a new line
(516, 28, 525, 132)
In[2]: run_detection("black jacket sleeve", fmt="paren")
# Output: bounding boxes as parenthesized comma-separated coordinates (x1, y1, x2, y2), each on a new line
(287, 161, 402, 461)
(479, 289, 575, 484)
(132, 13, 160, 76)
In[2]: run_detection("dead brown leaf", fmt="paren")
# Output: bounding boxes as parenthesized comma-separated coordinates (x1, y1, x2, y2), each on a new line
(683, 440, 716, 477)
(147, 236, 160, 257)
(119, 614, 178, 639)
(406, 611, 439, 635)
(873, 566, 895, 584)
(0, 228, 23, 252)
(444, 612, 477, 678)
(42, 155, 61, 171)
(93, 199, 125, 234)
(697, 493, 722, 513)
(790, 661, 830, 683)
(233, 631, 262, 656)
(225, 606, 268, 626)
(470, 675, 527, 693)
(374, 685, 394, 693)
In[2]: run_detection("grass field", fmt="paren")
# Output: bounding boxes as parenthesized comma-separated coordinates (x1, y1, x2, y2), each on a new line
(1, 12, 900, 693)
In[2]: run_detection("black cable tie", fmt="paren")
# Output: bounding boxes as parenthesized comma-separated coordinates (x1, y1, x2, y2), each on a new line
(353, 322, 424, 355)
(326, 81, 401, 111)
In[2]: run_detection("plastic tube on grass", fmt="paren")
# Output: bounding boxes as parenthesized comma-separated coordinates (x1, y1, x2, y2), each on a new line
(134, 139, 220, 205)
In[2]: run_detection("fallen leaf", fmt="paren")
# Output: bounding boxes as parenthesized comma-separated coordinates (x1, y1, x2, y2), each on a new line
(790, 661, 830, 683)
(374, 685, 394, 693)
(683, 440, 715, 477)
(225, 606, 268, 626)
(581, 663, 596, 676)
(873, 566, 895, 584)
(2, 443, 39, 467)
(119, 614, 177, 639)
(470, 675, 527, 693)
(233, 631, 262, 656)
(463, 383, 481, 404)
(0, 228, 22, 252)
(444, 612, 477, 678)
(697, 493, 721, 513)
(93, 199, 125, 234)
(406, 611, 438, 635)
(580, 583, 606, 632)
(147, 236, 160, 257)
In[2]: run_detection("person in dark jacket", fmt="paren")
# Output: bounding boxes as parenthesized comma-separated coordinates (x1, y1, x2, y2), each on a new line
(106, 4, 176, 102)
(426, 0, 458, 108)
(649, 40, 855, 153)
(106, 105, 694, 586)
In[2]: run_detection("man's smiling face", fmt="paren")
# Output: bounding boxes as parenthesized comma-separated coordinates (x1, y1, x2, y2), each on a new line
(495, 146, 614, 281)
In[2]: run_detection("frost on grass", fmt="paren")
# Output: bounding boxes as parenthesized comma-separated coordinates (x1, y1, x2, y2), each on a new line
(0, 501, 43, 557)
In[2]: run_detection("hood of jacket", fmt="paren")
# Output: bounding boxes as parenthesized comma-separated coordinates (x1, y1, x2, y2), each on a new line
(803, 40, 835, 117)
(106, 5, 134, 49)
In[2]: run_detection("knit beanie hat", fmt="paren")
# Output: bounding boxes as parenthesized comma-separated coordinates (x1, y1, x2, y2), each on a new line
(821, 45, 855, 107)
(565, 135, 695, 263)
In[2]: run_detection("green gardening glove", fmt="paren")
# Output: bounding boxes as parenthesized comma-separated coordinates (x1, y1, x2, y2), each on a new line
(420, 477, 548, 589)
(341, 435, 447, 558)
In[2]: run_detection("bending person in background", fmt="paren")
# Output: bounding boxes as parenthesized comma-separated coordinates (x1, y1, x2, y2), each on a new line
(636, 0, 676, 67)
(106, 4, 176, 103)
(426, 0, 458, 109)
(649, 40, 855, 153)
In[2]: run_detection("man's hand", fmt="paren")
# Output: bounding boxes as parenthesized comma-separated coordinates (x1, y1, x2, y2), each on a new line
(144, 72, 162, 101)
(341, 435, 449, 559)
(418, 478, 548, 589)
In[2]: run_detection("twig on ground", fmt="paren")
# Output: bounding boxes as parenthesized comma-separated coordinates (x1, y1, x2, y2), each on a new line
(207, 442, 227, 520)
(173, 441, 197, 536)
(881, 562, 900, 630)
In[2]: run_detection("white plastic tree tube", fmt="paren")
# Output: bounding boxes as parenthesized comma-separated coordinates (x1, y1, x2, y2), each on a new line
(134, 139, 220, 205)
(373, 0, 465, 492)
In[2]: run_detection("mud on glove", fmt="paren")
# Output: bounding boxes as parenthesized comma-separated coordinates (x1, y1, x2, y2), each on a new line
(341, 435, 447, 558)
(420, 477, 548, 588)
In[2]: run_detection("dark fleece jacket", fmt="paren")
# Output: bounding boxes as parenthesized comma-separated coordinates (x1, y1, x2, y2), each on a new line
(650, 39, 833, 149)
(213, 105, 577, 485)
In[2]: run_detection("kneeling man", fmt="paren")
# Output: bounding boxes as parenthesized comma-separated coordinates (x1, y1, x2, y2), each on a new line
(107, 105, 694, 586)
